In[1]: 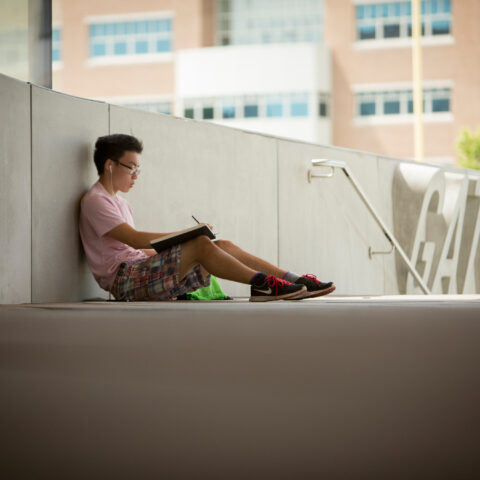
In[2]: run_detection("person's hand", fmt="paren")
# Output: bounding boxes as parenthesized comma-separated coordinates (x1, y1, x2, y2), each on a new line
(201, 222, 214, 231)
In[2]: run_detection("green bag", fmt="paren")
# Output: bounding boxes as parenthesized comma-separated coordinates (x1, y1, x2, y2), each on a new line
(185, 275, 230, 300)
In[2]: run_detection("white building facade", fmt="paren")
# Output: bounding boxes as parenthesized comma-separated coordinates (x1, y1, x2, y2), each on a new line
(175, 43, 331, 144)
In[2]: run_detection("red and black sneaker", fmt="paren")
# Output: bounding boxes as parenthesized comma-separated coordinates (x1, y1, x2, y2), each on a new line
(293, 274, 336, 299)
(250, 275, 306, 302)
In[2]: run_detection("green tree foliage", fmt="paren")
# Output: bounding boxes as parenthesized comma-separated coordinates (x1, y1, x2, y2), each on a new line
(456, 127, 480, 170)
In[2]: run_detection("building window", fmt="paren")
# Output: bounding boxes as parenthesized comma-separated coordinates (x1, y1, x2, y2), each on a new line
(384, 24, 400, 38)
(432, 98, 449, 111)
(114, 42, 127, 55)
(290, 93, 309, 117)
(360, 101, 376, 116)
(265, 94, 283, 118)
(291, 103, 309, 117)
(266, 104, 283, 117)
(203, 107, 214, 119)
(355, 0, 451, 42)
(356, 87, 451, 118)
(222, 105, 236, 118)
(431, 89, 450, 112)
(384, 100, 400, 114)
(216, 0, 324, 46)
(244, 104, 259, 118)
(116, 101, 172, 115)
(432, 19, 450, 35)
(52, 28, 61, 62)
(359, 25, 376, 40)
(88, 16, 173, 59)
(135, 40, 149, 54)
(318, 93, 329, 118)
(182, 91, 330, 121)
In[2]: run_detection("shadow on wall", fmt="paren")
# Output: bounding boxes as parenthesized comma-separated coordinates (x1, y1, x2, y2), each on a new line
(393, 163, 480, 294)
(75, 144, 94, 265)
(75, 192, 87, 266)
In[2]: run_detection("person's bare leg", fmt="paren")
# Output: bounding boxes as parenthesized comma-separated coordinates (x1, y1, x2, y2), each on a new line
(214, 240, 288, 279)
(198, 265, 209, 282)
(178, 236, 257, 284)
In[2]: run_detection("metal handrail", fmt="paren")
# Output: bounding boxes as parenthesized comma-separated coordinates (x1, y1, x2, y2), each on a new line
(309, 159, 431, 295)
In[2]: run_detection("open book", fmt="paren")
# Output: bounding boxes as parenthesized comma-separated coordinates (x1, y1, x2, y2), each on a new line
(150, 224, 216, 253)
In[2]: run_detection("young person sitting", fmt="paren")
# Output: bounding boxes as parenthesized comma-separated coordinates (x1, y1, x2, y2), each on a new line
(79, 134, 336, 302)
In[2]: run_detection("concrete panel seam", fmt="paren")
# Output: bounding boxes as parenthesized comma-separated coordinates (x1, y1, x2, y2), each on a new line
(276, 139, 280, 268)
(29, 83, 33, 303)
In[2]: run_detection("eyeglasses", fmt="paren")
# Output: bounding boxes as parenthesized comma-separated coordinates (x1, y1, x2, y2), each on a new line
(117, 161, 140, 177)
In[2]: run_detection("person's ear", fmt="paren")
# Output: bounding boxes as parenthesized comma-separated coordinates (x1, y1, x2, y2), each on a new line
(105, 159, 113, 173)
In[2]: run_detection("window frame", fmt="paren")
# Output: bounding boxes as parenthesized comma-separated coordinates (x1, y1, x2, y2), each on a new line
(215, 0, 324, 46)
(180, 91, 330, 121)
(354, 85, 452, 123)
(354, 0, 452, 44)
(85, 12, 174, 65)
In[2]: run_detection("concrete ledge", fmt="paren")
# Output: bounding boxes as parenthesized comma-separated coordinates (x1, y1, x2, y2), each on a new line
(1, 296, 479, 478)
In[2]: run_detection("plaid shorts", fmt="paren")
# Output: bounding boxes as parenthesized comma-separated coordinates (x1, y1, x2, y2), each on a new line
(110, 244, 210, 301)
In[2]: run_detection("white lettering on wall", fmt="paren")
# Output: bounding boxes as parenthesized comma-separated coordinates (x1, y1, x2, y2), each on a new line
(394, 164, 480, 294)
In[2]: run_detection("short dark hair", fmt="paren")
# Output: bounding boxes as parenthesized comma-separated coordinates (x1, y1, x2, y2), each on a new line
(93, 134, 143, 175)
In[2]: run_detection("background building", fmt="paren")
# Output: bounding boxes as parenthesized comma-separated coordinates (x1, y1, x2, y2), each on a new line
(50, 0, 480, 166)
(52, 0, 215, 115)
(327, 0, 479, 166)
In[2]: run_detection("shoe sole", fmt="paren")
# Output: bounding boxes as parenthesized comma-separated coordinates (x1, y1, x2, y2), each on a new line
(249, 286, 307, 302)
(290, 284, 336, 300)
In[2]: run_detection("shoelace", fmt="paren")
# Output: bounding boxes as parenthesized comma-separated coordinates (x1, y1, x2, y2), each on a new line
(302, 274, 322, 286)
(265, 275, 290, 296)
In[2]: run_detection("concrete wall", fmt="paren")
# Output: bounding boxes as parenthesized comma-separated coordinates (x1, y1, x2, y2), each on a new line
(278, 141, 391, 295)
(0, 74, 31, 303)
(31, 85, 108, 302)
(0, 72, 479, 302)
(110, 105, 278, 297)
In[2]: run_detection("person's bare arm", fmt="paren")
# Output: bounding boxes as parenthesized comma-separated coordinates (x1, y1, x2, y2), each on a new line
(141, 249, 157, 256)
(107, 222, 214, 250)
(107, 223, 174, 250)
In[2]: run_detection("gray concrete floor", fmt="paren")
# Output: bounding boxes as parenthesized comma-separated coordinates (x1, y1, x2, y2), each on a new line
(1, 295, 479, 479)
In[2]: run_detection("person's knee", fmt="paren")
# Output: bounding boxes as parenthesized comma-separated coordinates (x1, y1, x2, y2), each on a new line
(215, 239, 234, 251)
(193, 235, 214, 254)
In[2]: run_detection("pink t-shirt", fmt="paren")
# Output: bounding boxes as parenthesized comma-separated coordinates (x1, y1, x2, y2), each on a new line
(79, 181, 147, 291)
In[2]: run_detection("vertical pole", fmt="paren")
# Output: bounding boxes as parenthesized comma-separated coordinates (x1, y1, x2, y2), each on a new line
(411, 0, 424, 162)
(28, 0, 52, 88)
